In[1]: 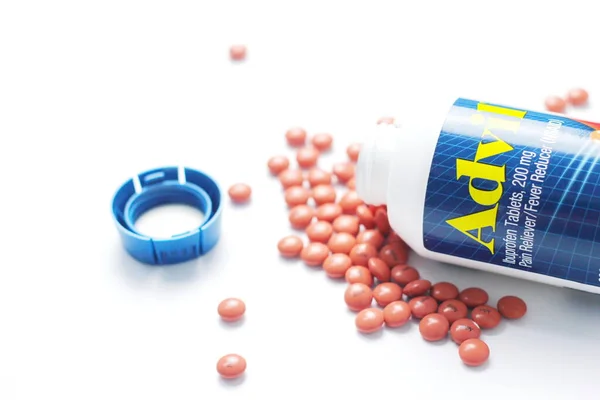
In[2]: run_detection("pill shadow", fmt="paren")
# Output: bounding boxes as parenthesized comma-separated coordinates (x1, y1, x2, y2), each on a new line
(357, 330, 384, 341)
(384, 321, 413, 335)
(478, 321, 508, 337)
(460, 361, 490, 373)
(218, 375, 246, 387)
(218, 317, 245, 330)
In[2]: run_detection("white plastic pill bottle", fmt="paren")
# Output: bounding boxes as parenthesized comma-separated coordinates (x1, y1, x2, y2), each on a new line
(356, 97, 600, 295)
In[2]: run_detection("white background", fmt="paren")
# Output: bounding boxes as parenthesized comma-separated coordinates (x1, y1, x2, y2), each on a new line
(1, 1, 600, 399)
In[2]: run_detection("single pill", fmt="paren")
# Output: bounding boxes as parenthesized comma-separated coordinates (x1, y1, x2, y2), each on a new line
(339, 191, 364, 214)
(356, 229, 385, 249)
(367, 257, 391, 283)
(288, 205, 314, 229)
(296, 147, 320, 169)
(458, 287, 489, 308)
(327, 232, 357, 254)
(346, 177, 356, 190)
(383, 300, 411, 327)
(431, 282, 459, 302)
(458, 339, 490, 367)
(373, 282, 403, 307)
(409, 296, 438, 319)
(379, 244, 408, 267)
(332, 162, 355, 183)
(544, 95, 566, 113)
(345, 266, 373, 286)
(332, 215, 360, 236)
(349, 243, 378, 266)
(450, 318, 481, 344)
(284, 185, 310, 207)
(312, 184, 337, 205)
(377, 116, 395, 124)
(315, 203, 343, 222)
(374, 208, 391, 235)
(497, 295, 527, 319)
(386, 232, 406, 248)
(228, 183, 252, 203)
(346, 143, 361, 162)
(217, 298, 246, 322)
(419, 313, 449, 342)
(300, 242, 330, 266)
(277, 235, 304, 258)
(355, 307, 384, 333)
(311, 133, 333, 151)
(390, 265, 420, 286)
(403, 279, 432, 297)
(566, 88, 589, 106)
(217, 354, 247, 379)
(305, 221, 334, 243)
(323, 253, 353, 278)
(279, 169, 304, 189)
(471, 305, 502, 329)
(267, 156, 290, 175)
(438, 299, 468, 324)
(285, 127, 307, 147)
(355, 205, 375, 229)
(229, 45, 246, 61)
(344, 283, 373, 311)
(307, 168, 332, 187)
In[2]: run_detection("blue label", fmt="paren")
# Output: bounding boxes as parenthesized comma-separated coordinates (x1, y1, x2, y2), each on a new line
(423, 98, 600, 287)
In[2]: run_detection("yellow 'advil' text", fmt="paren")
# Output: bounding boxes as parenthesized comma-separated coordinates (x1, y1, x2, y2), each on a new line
(446, 103, 526, 254)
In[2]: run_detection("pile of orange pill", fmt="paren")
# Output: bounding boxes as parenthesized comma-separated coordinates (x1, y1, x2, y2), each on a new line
(544, 88, 589, 113)
(272, 124, 528, 368)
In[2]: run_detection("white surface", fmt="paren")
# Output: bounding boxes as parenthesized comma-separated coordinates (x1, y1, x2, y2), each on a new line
(1, 1, 600, 399)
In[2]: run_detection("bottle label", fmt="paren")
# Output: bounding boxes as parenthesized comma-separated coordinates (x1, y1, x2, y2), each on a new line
(423, 98, 600, 287)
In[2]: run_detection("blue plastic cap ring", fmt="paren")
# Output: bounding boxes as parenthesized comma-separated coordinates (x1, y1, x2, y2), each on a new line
(111, 166, 222, 265)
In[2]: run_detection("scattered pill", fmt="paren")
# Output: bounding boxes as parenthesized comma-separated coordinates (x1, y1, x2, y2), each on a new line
(373, 282, 403, 307)
(450, 318, 481, 344)
(544, 95, 566, 113)
(332, 215, 360, 236)
(217, 354, 247, 379)
(217, 298, 246, 322)
(229, 45, 246, 61)
(284, 185, 310, 207)
(566, 88, 588, 106)
(367, 257, 391, 283)
(355, 204, 375, 228)
(307, 168, 332, 187)
(285, 127, 307, 147)
(377, 116, 394, 124)
(323, 253, 353, 278)
(228, 183, 252, 203)
(346, 177, 356, 190)
(409, 296, 438, 319)
(332, 162, 355, 183)
(403, 279, 432, 297)
(339, 191, 364, 214)
(315, 203, 343, 222)
(296, 147, 320, 169)
(279, 169, 304, 189)
(288, 205, 314, 229)
(419, 313, 449, 342)
(356, 229, 385, 249)
(458, 288, 489, 308)
(497, 295, 527, 320)
(345, 266, 373, 286)
(344, 283, 373, 311)
(374, 208, 391, 235)
(349, 243, 378, 266)
(431, 282, 459, 302)
(277, 235, 304, 258)
(458, 339, 489, 367)
(311, 133, 333, 151)
(471, 305, 502, 329)
(383, 300, 411, 327)
(437, 299, 468, 324)
(346, 143, 361, 162)
(390, 265, 420, 286)
(355, 308, 384, 333)
(327, 232, 357, 254)
(267, 156, 290, 175)
(312, 184, 337, 205)
(379, 244, 408, 267)
(386, 232, 406, 248)
(305, 221, 334, 243)
(300, 242, 330, 266)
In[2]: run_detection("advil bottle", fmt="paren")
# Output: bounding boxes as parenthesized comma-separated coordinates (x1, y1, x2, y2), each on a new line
(356, 98, 600, 295)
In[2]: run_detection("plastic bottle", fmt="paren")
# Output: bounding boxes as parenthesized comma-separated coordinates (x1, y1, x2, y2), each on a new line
(356, 97, 600, 295)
